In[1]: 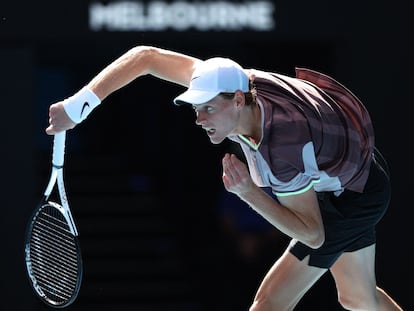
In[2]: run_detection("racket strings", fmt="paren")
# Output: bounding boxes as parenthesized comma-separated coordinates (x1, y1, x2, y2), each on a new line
(28, 205, 80, 305)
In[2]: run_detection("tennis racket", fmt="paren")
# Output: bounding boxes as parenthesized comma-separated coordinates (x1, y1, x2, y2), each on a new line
(25, 131, 83, 308)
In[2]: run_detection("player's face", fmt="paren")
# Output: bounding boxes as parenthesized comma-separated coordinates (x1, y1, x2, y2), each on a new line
(193, 95, 240, 144)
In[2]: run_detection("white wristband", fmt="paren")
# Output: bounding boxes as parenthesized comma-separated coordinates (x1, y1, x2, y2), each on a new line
(63, 87, 101, 124)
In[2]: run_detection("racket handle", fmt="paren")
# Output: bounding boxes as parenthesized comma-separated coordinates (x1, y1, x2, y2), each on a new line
(53, 131, 66, 167)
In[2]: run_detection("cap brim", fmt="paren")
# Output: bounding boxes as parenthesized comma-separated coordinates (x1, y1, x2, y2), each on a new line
(173, 89, 220, 106)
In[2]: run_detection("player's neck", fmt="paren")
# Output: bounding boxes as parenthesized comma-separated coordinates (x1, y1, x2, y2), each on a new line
(239, 104, 262, 148)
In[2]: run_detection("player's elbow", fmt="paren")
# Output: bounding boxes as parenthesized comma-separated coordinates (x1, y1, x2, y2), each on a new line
(305, 227, 325, 249)
(310, 233, 325, 249)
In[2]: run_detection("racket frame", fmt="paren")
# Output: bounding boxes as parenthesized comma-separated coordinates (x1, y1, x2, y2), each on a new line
(44, 164, 78, 236)
(25, 131, 82, 307)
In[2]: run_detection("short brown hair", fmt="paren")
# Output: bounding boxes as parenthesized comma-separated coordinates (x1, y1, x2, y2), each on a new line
(219, 78, 256, 106)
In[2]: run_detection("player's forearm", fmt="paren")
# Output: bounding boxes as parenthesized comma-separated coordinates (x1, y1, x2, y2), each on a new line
(86, 46, 154, 101)
(237, 186, 324, 248)
(86, 45, 199, 101)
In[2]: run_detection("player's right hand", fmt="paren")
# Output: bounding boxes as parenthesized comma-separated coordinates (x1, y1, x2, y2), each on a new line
(45, 102, 77, 135)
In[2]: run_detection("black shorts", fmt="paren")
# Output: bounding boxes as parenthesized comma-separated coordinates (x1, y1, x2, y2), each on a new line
(289, 149, 391, 268)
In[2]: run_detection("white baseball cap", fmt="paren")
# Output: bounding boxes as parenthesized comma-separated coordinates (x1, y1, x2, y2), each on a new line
(173, 57, 249, 106)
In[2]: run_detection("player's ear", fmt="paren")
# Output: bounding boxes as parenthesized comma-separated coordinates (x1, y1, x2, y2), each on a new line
(234, 90, 245, 109)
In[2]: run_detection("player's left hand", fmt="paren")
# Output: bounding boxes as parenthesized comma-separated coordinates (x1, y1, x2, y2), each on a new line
(222, 153, 256, 195)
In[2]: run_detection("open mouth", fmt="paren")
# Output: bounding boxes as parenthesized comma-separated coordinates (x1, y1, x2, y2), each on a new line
(206, 128, 216, 136)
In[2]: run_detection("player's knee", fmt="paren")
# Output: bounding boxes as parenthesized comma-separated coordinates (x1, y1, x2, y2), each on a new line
(249, 298, 292, 311)
(337, 291, 377, 311)
(250, 298, 270, 311)
(337, 293, 356, 310)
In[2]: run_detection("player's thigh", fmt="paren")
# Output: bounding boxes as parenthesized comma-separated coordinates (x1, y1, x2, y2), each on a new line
(252, 247, 327, 310)
(330, 244, 377, 301)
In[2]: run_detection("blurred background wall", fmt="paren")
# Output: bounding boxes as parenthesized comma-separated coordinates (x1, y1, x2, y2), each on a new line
(1, 1, 412, 310)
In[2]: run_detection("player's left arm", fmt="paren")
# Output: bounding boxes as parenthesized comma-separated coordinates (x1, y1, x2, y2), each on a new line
(222, 153, 325, 249)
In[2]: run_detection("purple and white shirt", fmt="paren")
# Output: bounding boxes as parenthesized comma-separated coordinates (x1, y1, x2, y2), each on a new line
(229, 68, 374, 197)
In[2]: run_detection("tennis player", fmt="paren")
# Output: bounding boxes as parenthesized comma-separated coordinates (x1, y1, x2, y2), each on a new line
(46, 46, 403, 310)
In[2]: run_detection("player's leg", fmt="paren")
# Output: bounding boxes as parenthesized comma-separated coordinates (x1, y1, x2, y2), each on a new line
(249, 246, 328, 311)
(330, 243, 403, 311)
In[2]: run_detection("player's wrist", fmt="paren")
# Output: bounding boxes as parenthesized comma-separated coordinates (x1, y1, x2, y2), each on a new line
(63, 87, 101, 124)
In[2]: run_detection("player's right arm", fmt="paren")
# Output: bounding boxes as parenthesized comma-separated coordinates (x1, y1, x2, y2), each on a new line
(88, 45, 201, 100)
(46, 45, 202, 135)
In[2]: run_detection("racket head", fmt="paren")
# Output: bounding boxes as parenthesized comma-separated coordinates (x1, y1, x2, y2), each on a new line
(24, 200, 83, 308)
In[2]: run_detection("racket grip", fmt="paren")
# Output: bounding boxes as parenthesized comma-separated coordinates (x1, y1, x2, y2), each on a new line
(53, 131, 66, 167)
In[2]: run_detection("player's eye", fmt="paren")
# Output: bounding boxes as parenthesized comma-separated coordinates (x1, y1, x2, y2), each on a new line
(206, 106, 214, 113)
